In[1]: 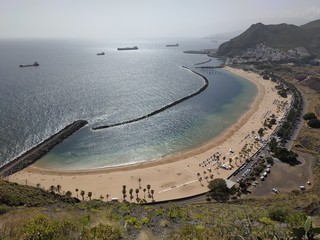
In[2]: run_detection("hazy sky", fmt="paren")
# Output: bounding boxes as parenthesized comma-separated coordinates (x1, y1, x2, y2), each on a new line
(1, 0, 320, 39)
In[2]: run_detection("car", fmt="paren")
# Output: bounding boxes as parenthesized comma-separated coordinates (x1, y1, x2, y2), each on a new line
(272, 188, 279, 193)
(260, 176, 265, 180)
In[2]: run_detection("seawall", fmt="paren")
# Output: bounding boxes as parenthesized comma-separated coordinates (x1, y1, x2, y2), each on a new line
(0, 120, 88, 177)
(92, 66, 209, 130)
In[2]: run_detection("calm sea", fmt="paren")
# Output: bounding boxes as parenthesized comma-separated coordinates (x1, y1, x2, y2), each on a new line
(0, 38, 256, 170)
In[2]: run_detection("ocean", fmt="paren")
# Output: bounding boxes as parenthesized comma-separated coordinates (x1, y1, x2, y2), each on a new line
(0, 38, 257, 170)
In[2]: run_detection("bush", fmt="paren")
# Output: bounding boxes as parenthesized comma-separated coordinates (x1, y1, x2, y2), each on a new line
(268, 208, 288, 222)
(17, 214, 77, 240)
(303, 112, 317, 120)
(266, 157, 274, 164)
(307, 119, 320, 128)
(0, 205, 10, 215)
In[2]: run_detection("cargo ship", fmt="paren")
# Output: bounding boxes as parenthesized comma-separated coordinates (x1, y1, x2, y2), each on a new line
(97, 52, 105, 55)
(166, 43, 179, 47)
(19, 61, 39, 67)
(117, 46, 138, 51)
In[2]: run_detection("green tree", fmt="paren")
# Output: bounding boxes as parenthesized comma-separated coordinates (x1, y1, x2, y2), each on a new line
(56, 185, 61, 194)
(258, 128, 264, 136)
(129, 188, 133, 201)
(75, 188, 79, 198)
(65, 191, 72, 198)
(80, 190, 85, 201)
(143, 188, 146, 199)
(122, 188, 127, 200)
(88, 192, 92, 200)
(276, 147, 298, 165)
(147, 184, 151, 197)
(307, 119, 320, 128)
(207, 178, 230, 202)
(266, 156, 274, 165)
(303, 112, 317, 120)
(49, 185, 55, 193)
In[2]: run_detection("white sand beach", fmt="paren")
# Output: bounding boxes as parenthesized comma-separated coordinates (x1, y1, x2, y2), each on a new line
(7, 67, 291, 202)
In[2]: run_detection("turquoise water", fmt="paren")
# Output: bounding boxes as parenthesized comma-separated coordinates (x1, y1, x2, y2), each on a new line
(0, 39, 256, 170)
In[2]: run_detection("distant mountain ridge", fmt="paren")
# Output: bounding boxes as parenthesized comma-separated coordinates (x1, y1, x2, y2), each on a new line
(217, 19, 320, 57)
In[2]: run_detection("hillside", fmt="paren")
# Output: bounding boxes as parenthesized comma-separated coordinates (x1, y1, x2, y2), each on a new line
(1, 165, 320, 240)
(217, 19, 320, 57)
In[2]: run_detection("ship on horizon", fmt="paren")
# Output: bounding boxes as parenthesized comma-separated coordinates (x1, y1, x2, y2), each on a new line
(97, 52, 105, 55)
(117, 46, 138, 51)
(19, 61, 39, 67)
(166, 43, 179, 47)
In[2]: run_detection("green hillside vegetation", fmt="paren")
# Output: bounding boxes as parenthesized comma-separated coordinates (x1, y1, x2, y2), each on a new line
(1, 163, 320, 240)
(217, 19, 320, 57)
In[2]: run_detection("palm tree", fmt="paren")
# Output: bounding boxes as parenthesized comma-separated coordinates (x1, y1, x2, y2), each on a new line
(36, 183, 41, 188)
(135, 188, 139, 199)
(49, 185, 55, 193)
(80, 190, 85, 201)
(99, 195, 104, 201)
(147, 184, 151, 197)
(88, 192, 92, 201)
(143, 188, 146, 199)
(138, 178, 141, 189)
(151, 189, 154, 200)
(65, 191, 72, 198)
(122, 188, 127, 200)
(75, 188, 79, 198)
(106, 194, 109, 202)
(129, 188, 133, 201)
(56, 184, 61, 194)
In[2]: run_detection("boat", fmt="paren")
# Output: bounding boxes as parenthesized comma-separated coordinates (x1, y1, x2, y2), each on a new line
(97, 52, 105, 55)
(166, 43, 179, 47)
(117, 46, 138, 51)
(19, 61, 39, 67)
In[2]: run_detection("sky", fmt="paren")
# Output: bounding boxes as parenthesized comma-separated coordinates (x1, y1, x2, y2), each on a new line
(1, 0, 320, 39)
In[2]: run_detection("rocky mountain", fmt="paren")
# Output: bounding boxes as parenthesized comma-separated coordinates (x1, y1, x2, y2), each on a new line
(217, 19, 320, 57)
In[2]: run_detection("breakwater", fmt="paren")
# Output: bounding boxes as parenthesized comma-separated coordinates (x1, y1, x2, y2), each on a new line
(0, 120, 88, 177)
(195, 59, 213, 66)
(92, 66, 209, 130)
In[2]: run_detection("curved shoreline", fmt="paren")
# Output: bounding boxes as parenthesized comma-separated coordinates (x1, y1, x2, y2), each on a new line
(27, 67, 262, 175)
(8, 66, 290, 202)
(92, 66, 209, 130)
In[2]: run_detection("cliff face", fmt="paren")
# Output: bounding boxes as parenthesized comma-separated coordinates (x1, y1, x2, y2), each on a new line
(217, 19, 320, 57)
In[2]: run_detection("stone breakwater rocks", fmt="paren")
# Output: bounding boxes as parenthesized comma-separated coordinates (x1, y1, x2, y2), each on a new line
(92, 66, 209, 130)
(0, 120, 88, 177)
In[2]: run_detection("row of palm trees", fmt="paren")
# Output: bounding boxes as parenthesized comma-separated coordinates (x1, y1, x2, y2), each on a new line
(35, 183, 94, 201)
(121, 183, 155, 203)
(36, 178, 156, 203)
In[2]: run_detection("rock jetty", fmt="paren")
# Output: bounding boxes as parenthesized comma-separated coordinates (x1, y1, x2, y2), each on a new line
(92, 67, 209, 130)
(0, 120, 88, 177)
